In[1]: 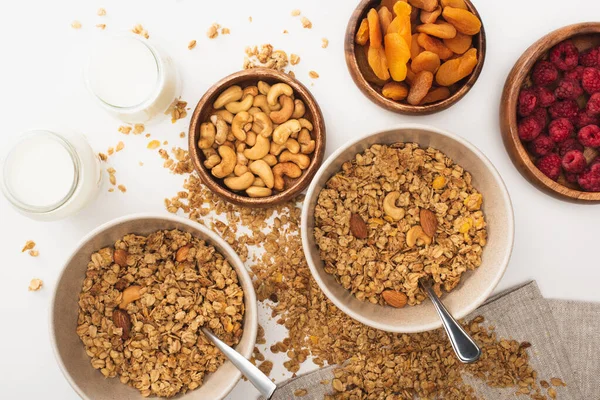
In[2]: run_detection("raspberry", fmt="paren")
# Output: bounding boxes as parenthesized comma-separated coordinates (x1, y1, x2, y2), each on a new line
(577, 167, 600, 192)
(532, 107, 549, 128)
(554, 78, 583, 100)
(534, 87, 556, 107)
(580, 48, 599, 67)
(528, 135, 555, 157)
(564, 66, 585, 82)
(561, 150, 587, 173)
(517, 88, 538, 117)
(549, 40, 580, 71)
(518, 115, 543, 141)
(536, 153, 562, 180)
(558, 138, 584, 156)
(548, 118, 574, 143)
(587, 93, 600, 115)
(572, 110, 599, 129)
(532, 61, 559, 86)
(564, 172, 578, 183)
(549, 99, 579, 119)
(578, 124, 600, 147)
(591, 157, 600, 167)
(582, 67, 600, 94)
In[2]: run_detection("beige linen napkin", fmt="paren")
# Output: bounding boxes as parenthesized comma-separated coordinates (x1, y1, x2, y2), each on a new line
(263, 282, 598, 399)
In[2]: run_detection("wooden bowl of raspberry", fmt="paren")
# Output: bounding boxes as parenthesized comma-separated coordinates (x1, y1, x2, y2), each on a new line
(500, 23, 600, 202)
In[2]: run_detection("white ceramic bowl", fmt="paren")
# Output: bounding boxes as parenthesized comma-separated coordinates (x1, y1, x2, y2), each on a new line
(50, 214, 257, 400)
(301, 124, 514, 333)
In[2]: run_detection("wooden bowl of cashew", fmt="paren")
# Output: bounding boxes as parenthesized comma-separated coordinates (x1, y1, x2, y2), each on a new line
(189, 68, 326, 207)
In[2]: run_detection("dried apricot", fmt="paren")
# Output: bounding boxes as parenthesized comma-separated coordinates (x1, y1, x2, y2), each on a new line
(406, 67, 417, 85)
(367, 9, 383, 48)
(408, 0, 437, 12)
(385, 33, 411, 81)
(417, 22, 457, 39)
(410, 34, 422, 60)
(436, 48, 478, 86)
(378, 7, 393, 34)
(382, 81, 409, 100)
(421, 87, 451, 104)
(356, 18, 369, 45)
(441, 0, 468, 9)
(420, 6, 442, 24)
(357, 45, 389, 85)
(411, 51, 441, 73)
(417, 33, 454, 60)
(368, 45, 391, 80)
(407, 71, 434, 105)
(442, 7, 481, 35)
(381, 0, 406, 16)
(443, 32, 472, 54)
(388, 1, 412, 48)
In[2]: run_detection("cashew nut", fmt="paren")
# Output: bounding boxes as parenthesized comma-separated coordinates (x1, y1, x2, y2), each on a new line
(298, 129, 315, 154)
(225, 94, 254, 114)
(198, 122, 216, 149)
(211, 146, 236, 178)
(269, 95, 295, 124)
(210, 115, 229, 145)
(243, 135, 270, 160)
(292, 99, 306, 119)
(383, 192, 405, 221)
(267, 83, 293, 106)
(235, 142, 246, 153)
(247, 107, 262, 116)
(262, 154, 278, 166)
(253, 177, 266, 187)
(272, 162, 302, 191)
(243, 85, 259, 97)
(271, 138, 300, 155)
(245, 131, 257, 147)
(234, 164, 249, 176)
(246, 186, 273, 197)
(212, 109, 234, 124)
(213, 85, 243, 109)
(279, 151, 310, 169)
(249, 159, 275, 188)
(231, 111, 253, 141)
(203, 148, 221, 169)
(222, 141, 235, 150)
(237, 152, 248, 166)
(226, 132, 235, 142)
(252, 112, 274, 137)
(406, 226, 432, 248)
(257, 81, 271, 95)
(298, 118, 313, 131)
(273, 119, 301, 144)
(253, 95, 280, 114)
(224, 171, 255, 191)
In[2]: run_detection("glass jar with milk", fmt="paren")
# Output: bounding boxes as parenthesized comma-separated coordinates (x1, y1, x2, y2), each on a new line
(85, 34, 180, 123)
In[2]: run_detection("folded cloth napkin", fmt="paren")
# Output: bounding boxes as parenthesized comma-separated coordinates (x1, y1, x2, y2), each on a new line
(263, 281, 599, 400)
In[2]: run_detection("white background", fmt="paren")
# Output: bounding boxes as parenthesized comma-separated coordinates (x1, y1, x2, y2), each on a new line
(1, 1, 599, 399)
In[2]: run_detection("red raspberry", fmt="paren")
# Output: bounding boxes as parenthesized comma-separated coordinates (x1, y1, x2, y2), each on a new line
(564, 66, 585, 82)
(561, 150, 587, 173)
(577, 167, 600, 192)
(549, 40, 580, 71)
(587, 93, 600, 115)
(532, 61, 559, 86)
(548, 118, 574, 143)
(558, 138, 584, 156)
(517, 88, 538, 117)
(534, 87, 556, 107)
(554, 78, 583, 100)
(565, 172, 578, 183)
(578, 124, 600, 147)
(532, 107, 549, 128)
(549, 99, 579, 119)
(582, 67, 600, 94)
(518, 115, 543, 141)
(591, 157, 600, 167)
(580, 48, 599, 67)
(528, 135, 555, 157)
(572, 110, 599, 129)
(536, 153, 562, 180)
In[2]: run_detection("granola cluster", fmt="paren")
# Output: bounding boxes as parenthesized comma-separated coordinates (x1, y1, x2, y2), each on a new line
(76, 229, 245, 398)
(314, 143, 487, 306)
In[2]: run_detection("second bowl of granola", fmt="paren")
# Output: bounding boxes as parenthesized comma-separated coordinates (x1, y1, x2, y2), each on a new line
(301, 125, 513, 333)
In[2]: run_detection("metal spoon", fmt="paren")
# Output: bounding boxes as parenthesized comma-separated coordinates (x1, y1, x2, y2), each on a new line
(202, 327, 277, 399)
(419, 278, 481, 363)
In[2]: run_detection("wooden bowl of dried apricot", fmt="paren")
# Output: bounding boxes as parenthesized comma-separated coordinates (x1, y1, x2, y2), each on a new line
(345, 0, 486, 114)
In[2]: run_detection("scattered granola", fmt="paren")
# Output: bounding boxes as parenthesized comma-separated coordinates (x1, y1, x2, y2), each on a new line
(97, 8, 106, 16)
(290, 54, 300, 65)
(107, 167, 117, 186)
(221, 28, 230, 35)
(301, 17, 312, 29)
(28, 278, 43, 291)
(117, 184, 126, 193)
(206, 23, 220, 39)
(116, 141, 125, 152)
(147, 140, 161, 150)
(283, 30, 289, 34)
(118, 126, 132, 135)
(134, 124, 145, 135)
(29, 250, 39, 257)
(179, 132, 186, 138)
(107, 147, 115, 156)
(291, 9, 301, 17)
(243, 44, 289, 72)
(98, 152, 108, 161)
(131, 24, 149, 39)
(71, 21, 82, 29)
(96, 24, 106, 30)
(76, 229, 245, 397)
(248, 16, 253, 23)
(309, 71, 320, 79)
(294, 389, 308, 397)
(108, 188, 114, 192)
(22, 240, 36, 252)
(188, 40, 197, 50)
(166, 99, 188, 123)
(322, 38, 329, 48)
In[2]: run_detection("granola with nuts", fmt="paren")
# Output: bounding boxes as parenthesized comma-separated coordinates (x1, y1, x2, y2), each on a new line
(76, 229, 245, 397)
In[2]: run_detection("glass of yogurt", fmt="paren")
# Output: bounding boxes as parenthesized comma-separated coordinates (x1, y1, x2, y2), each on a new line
(85, 33, 181, 123)
(0, 130, 102, 221)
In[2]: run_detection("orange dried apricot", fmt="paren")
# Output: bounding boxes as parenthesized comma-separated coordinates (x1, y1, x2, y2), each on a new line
(382, 81, 409, 100)
(421, 87, 451, 104)
(378, 7, 393, 34)
(406, 67, 417, 85)
(385, 33, 411, 81)
(357, 45, 389, 85)
(389, 1, 412, 48)
(443, 32, 472, 54)
(420, 6, 442, 24)
(356, 18, 370, 45)
(441, 0, 468, 10)
(442, 7, 481, 35)
(407, 71, 434, 105)
(417, 33, 454, 60)
(381, 0, 406, 16)
(411, 51, 441, 73)
(367, 9, 383, 48)
(417, 22, 457, 39)
(407, 0, 437, 12)
(368, 45, 391, 80)
(410, 33, 422, 60)
(435, 47, 477, 86)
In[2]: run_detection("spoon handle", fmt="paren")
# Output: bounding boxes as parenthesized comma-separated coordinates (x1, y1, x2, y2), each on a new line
(422, 284, 481, 363)
(202, 327, 277, 399)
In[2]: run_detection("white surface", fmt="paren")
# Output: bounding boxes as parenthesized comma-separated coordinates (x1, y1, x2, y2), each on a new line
(0, 1, 599, 399)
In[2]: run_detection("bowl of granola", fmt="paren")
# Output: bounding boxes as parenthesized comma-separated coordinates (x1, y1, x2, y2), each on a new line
(301, 124, 513, 333)
(50, 214, 257, 400)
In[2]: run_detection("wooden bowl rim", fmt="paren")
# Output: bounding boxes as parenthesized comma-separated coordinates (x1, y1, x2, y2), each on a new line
(188, 68, 326, 208)
(500, 22, 600, 202)
(344, 0, 487, 115)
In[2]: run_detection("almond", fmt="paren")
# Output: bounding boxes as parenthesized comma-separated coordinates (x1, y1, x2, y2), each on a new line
(112, 309, 131, 340)
(114, 249, 129, 267)
(175, 245, 191, 262)
(420, 208, 438, 238)
(119, 285, 141, 309)
(382, 290, 408, 308)
(349, 213, 368, 239)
